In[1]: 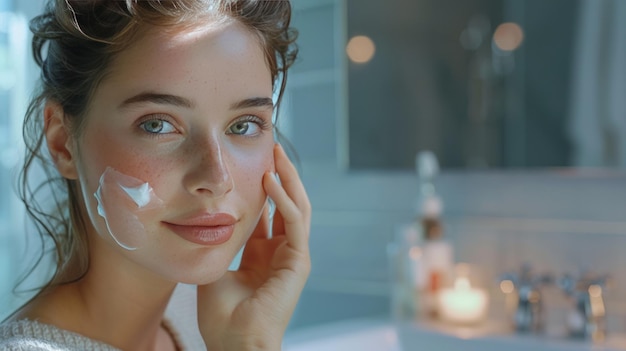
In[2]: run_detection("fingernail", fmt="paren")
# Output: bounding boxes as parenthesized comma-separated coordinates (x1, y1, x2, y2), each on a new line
(272, 171, 281, 184)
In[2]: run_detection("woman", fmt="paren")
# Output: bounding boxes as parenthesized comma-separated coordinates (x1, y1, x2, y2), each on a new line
(0, 0, 311, 350)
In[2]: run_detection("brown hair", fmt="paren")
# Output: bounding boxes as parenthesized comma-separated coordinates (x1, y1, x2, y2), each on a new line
(17, 0, 297, 298)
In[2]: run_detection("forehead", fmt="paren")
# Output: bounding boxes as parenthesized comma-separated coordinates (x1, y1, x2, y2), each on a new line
(94, 19, 271, 105)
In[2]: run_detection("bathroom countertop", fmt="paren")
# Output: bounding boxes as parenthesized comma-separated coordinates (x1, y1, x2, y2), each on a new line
(285, 317, 626, 351)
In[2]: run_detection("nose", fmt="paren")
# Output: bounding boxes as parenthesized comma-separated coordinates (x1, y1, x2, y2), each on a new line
(184, 137, 234, 197)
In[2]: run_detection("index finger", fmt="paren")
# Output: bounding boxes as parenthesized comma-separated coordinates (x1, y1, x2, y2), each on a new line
(274, 144, 310, 215)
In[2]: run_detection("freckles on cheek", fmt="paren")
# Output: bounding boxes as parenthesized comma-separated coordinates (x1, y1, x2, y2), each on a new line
(84, 140, 179, 197)
(115, 156, 182, 197)
(234, 149, 273, 194)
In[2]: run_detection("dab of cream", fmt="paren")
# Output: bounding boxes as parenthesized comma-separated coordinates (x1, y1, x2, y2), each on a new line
(92, 167, 164, 251)
(121, 183, 152, 208)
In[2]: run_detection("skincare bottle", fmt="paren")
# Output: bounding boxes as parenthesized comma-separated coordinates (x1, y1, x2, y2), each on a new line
(415, 151, 454, 318)
(388, 152, 432, 320)
(388, 222, 423, 320)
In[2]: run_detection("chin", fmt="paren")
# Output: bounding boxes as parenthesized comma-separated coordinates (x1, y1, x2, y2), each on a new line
(176, 272, 228, 286)
(161, 263, 230, 286)
(155, 246, 241, 285)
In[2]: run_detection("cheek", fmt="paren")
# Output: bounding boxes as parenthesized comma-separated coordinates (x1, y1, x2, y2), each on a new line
(79, 133, 177, 199)
(230, 144, 274, 197)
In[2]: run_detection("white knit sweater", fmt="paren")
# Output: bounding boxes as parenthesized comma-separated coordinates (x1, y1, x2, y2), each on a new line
(0, 319, 120, 350)
(0, 284, 206, 351)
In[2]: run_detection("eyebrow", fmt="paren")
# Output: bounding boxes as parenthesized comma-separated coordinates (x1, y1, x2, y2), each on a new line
(119, 92, 273, 111)
(230, 97, 274, 110)
(119, 92, 194, 109)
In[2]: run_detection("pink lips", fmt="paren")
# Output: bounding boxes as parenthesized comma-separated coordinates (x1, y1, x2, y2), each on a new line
(163, 212, 237, 246)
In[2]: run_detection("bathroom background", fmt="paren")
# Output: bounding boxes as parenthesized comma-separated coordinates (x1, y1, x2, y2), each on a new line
(1, 0, 626, 340)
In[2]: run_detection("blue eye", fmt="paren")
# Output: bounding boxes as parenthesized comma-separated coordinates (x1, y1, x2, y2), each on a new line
(140, 119, 176, 134)
(229, 121, 256, 135)
(228, 116, 267, 136)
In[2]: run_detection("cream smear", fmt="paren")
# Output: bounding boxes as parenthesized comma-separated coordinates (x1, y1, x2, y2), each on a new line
(93, 167, 164, 250)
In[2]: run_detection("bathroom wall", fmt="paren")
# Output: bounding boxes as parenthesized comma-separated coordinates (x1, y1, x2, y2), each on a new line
(287, 0, 626, 333)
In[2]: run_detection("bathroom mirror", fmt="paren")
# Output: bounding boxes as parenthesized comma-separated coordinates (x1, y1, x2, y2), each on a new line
(346, 0, 626, 170)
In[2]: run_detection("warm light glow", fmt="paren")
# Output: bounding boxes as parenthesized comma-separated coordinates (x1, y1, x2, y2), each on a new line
(346, 35, 376, 63)
(589, 284, 602, 298)
(589, 284, 606, 318)
(500, 280, 515, 294)
(439, 276, 488, 324)
(493, 22, 524, 51)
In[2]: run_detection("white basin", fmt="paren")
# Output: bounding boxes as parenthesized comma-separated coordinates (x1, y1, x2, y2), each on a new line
(283, 318, 626, 351)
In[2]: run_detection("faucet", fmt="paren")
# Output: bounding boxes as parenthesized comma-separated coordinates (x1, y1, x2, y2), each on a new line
(558, 272, 610, 341)
(500, 263, 553, 333)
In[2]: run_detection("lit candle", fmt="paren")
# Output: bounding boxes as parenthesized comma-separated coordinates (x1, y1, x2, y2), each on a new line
(438, 276, 488, 324)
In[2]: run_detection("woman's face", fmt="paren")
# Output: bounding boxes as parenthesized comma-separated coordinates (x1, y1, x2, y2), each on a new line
(72, 19, 275, 284)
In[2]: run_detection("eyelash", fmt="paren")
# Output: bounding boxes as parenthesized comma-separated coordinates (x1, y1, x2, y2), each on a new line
(136, 114, 271, 138)
(228, 115, 271, 137)
(137, 114, 178, 138)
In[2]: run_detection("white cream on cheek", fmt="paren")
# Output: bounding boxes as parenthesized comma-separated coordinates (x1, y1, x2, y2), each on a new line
(93, 167, 164, 251)
(120, 182, 153, 208)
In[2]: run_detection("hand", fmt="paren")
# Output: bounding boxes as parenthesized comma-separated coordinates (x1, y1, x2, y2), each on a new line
(197, 143, 311, 351)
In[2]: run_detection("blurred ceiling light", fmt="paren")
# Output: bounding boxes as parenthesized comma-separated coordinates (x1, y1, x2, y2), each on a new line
(346, 35, 375, 64)
(493, 22, 524, 52)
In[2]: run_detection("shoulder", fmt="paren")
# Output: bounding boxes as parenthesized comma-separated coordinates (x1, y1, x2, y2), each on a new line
(0, 336, 66, 351)
(0, 320, 68, 350)
(0, 319, 119, 351)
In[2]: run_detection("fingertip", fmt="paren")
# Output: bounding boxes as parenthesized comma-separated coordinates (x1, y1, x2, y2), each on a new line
(267, 170, 276, 180)
(263, 171, 278, 190)
(274, 142, 287, 157)
(263, 171, 272, 185)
